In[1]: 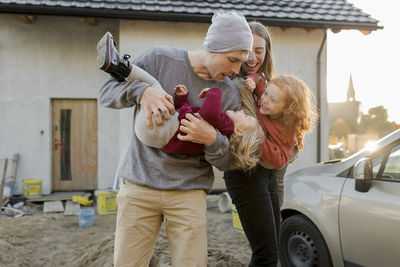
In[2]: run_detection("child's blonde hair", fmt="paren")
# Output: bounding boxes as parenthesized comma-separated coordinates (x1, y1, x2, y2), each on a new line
(227, 79, 265, 171)
(229, 123, 265, 171)
(270, 75, 318, 150)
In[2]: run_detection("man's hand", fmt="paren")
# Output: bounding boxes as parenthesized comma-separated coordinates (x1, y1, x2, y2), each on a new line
(178, 113, 217, 145)
(140, 86, 175, 129)
(174, 85, 188, 96)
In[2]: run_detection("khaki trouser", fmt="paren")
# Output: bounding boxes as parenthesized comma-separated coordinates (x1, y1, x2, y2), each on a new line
(114, 179, 207, 267)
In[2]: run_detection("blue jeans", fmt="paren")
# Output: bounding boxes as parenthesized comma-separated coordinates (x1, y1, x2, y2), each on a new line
(224, 165, 280, 267)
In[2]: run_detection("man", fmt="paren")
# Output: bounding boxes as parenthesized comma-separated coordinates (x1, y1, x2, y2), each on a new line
(98, 11, 253, 267)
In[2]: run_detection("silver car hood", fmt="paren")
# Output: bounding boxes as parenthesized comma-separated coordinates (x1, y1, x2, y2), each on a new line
(287, 151, 368, 178)
(288, 129, 400, 178)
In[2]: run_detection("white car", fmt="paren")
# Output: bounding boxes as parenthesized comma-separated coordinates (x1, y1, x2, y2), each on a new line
(280, 129, 400, 267)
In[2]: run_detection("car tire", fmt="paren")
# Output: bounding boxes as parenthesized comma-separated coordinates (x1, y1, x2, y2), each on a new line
(279, 215, 333, 267)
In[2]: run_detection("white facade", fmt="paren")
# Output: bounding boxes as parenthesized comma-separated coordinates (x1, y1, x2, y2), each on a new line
(0, 14, 328, 194)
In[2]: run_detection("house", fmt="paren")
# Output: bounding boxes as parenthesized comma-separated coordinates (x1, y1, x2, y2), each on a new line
(0, 0, 381, 194)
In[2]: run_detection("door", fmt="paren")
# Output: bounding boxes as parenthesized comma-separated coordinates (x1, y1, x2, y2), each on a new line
(52, 99, 98, 191)
(339, 143, 400, 267)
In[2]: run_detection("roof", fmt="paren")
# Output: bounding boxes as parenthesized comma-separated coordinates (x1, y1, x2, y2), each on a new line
(0, 0, 382, 31)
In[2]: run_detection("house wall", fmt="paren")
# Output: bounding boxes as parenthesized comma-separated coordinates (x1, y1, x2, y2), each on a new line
(0, 14, 119, 194)
(0, 15, 328, 194)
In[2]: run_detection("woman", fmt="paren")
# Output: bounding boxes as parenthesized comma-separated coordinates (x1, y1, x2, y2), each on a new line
(238, 22, 292, 206)
(224, 22, 291, 267)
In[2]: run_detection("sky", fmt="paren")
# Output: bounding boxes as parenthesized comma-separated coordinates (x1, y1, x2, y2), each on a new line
(327, 0, 400, 123)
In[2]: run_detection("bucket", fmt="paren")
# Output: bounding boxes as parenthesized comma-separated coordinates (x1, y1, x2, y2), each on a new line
(95, 190, 117, 215)
(23, 179, 42, 198)
(231, 204, 244, 235)
(78, 208, 95, 227)
(217, 192, 232, 213)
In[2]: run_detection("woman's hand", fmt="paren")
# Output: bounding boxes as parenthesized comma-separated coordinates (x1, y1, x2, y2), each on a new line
(178, 113, 217, 145)
(245, 78, 256, 92)
(140, 86, 175, 129)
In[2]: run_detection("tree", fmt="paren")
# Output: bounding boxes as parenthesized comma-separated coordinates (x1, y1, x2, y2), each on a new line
(359, 106, 396, 138)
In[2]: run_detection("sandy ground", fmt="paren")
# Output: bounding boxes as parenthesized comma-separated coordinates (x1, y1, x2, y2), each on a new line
(0, 195, 252, 267)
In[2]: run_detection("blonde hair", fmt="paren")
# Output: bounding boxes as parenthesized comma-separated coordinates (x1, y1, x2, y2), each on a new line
(229, 122, 265, 171)
(228, 78, 265, 171)
(270, 75, 318, 150)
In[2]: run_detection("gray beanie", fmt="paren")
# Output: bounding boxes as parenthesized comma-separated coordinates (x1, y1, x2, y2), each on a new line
(203, 11, 253, 53)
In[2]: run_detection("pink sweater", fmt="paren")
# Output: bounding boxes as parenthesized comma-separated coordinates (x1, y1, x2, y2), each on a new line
(162, 87, 234, 156)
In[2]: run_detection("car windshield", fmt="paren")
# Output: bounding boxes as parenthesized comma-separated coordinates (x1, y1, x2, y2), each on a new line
(371, 143, 400, 181)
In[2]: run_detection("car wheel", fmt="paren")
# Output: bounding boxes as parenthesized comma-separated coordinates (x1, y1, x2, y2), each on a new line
(279, 215, 333, 267)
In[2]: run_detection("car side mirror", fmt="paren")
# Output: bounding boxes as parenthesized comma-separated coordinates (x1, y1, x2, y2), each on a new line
(354, 157, 373, 192)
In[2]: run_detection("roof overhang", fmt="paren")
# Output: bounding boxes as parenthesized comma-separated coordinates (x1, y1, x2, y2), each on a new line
(0, 4, 383, 32)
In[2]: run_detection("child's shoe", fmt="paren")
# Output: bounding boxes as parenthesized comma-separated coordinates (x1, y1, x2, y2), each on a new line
(97, 32, 131, 81)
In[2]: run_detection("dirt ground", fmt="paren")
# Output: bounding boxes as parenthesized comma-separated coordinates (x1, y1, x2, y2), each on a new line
(0, 195, 252, 267)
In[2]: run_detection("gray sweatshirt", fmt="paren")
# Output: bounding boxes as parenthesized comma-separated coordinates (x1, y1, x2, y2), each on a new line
(99, 46, 241, 191)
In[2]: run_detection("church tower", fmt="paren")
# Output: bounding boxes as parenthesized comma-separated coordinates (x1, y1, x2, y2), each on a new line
(347, 74, 356, 102)
(328, 73, 361, 137)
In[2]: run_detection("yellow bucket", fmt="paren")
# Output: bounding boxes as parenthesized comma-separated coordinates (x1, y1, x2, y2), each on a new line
(231, 204, 244, 235)
(23, 179, 42, 198)
(95, 190, 117, 215)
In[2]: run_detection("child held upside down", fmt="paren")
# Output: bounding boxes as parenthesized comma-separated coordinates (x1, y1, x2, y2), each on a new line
(97, 32, 264, 170)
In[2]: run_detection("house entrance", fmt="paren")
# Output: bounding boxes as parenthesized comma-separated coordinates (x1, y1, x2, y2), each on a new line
(51, 99, 98, 191)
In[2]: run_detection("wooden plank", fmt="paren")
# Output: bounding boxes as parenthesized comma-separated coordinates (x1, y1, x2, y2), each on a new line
(0, 159, 8, 215)
(3, 154, 19, 198)
(26, 191, 87, 202)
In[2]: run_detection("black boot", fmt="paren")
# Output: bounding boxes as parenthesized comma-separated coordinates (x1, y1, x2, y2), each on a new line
(97, 32, 132, 82)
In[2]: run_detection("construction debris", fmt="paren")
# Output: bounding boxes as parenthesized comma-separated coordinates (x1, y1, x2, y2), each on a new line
(72, 194, 93, 206)
(1, 206, 24, 217)
(43, 201, 64, 213)
(64, 200, 80, 216)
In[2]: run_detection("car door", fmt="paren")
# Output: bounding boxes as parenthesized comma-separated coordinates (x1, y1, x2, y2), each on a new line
(338, 142, 400, 267)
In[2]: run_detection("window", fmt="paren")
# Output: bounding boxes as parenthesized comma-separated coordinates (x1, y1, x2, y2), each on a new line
(371, 143, 400, 181)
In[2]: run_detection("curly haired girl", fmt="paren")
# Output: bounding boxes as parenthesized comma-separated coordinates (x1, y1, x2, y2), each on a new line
(247, 73, 317, 169)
